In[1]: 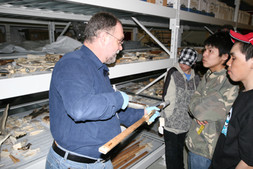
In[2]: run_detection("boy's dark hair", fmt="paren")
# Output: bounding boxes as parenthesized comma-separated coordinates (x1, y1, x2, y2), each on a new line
(236, 42, 253, 61)
(219, 24, 234, 32)
(204, 31, 233, 65)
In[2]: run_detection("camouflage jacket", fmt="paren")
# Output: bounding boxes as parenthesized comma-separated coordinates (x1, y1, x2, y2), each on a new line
(162, 63, 200, 134)
(185, 69, 238, 159)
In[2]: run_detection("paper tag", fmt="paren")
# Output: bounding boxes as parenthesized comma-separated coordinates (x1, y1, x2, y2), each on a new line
(197, 125, 205, 135)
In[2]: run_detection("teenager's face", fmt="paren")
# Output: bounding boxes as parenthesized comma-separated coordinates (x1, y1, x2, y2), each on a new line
(179, 63, 191, 74)
(202, 45, 227, 72)
(227, 43, 252, 83)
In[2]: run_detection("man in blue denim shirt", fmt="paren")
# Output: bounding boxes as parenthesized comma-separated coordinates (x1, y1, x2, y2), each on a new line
(46, 12, 160, 169)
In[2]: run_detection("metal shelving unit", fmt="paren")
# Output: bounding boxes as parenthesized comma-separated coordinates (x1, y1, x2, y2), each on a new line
(0, 59, 173, 100)
(0, 0, 178, 100)
(0, 0, 252, 99)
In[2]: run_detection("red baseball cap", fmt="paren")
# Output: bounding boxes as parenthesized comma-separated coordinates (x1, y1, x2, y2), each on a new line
(230, 30, 253, 45)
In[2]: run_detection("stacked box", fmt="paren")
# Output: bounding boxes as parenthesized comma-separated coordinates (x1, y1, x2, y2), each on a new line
(208, 0, 219, 18)
(147, 0, 167, 6)
(189, 0, 200, 12)
(147, 0, 155, 3)
(180, 0, 200, 13)
(156, 0, 167, 6)
(223, 4, 230, 21)
(180, 0, 188, 9)
(217, 2, 226, 19)
(227, 6, 234, 21)
(240, 11, 250, 24)
(251, 14, 253, 26)
(167, 0, 174, 8)
(238, 11, 242, 24)
(199, 0, 208, 14)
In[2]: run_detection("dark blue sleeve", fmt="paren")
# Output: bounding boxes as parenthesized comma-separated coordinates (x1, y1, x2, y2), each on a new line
(118, 107, 144, 127)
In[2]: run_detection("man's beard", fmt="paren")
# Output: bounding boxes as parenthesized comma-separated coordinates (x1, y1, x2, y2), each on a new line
(105, 50, 119, 64)
(105, 55, 116, 64)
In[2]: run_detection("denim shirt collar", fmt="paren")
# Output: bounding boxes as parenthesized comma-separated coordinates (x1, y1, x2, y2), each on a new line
(80, 45, 109, 75)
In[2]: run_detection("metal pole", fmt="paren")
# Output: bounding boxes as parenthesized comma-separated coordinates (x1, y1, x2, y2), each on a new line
(131, 17, 171, 56)
(59, 22, 71, 37)
(169, 0, 180, 63)
(48, 21, 55, 43)
(234, 0, 240, 31)
(138, 28, 153, 41)
(135, 72, 166, 95)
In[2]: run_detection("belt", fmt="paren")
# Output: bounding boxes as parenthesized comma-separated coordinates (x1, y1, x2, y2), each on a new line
(52, 141, 103, 163)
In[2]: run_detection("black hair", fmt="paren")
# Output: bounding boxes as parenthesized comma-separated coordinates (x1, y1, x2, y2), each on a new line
(236, 42, 253, 61)
(219, 24, 234, 32)
(84, 12, 121, 42)
(204, 31, 233, 64)
(204, 31, 233, 57)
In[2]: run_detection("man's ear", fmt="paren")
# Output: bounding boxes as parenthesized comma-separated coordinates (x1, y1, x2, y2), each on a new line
(99, 31, 109, 46)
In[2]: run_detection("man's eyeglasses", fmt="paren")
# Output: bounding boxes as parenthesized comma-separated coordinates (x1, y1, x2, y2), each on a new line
(106, 32, 124, 45)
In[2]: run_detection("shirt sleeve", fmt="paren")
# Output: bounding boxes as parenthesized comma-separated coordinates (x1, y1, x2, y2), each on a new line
(118, 107, 144, 127)
(189, 78, 238, 122)
(188, 79, 203, 117)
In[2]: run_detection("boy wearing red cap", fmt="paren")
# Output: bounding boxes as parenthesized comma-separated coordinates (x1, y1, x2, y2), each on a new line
(209, 30, 253, 169)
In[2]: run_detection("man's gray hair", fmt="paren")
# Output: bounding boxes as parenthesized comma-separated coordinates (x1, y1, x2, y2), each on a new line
(84, 12, 121, 42)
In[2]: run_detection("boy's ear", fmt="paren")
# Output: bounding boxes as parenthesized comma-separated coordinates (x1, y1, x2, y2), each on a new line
(249, 58, 253, 69)
(221, 53, 229, 63)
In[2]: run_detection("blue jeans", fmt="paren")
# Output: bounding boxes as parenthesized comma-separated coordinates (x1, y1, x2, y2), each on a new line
(46, 147, 113, 169)
(188, 151, 211, 169)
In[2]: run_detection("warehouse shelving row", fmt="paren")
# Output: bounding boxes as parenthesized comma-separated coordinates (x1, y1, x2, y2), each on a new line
(0, 0, 252, 99)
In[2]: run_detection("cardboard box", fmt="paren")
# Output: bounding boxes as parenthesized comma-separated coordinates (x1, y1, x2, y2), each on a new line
(147, 0, 155, 3)
(180, 0, 200, 13)
(208, 0, 219, 17)
(147, 0, 167, 6)
(180, 0, 189, 8)
(189, 0, 200, 11)
(239, 11, 250, 24)
(199, 0, 209, 13)
(217, 1, 226, 19)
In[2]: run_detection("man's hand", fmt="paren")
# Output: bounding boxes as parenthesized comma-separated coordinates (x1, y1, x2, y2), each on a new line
(145, 106, 160, 124)
(119, 91, 129, 110)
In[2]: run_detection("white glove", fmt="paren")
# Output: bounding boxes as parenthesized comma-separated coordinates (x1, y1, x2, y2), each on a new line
(158, 117, 165, 135)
